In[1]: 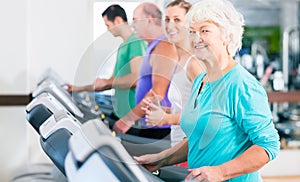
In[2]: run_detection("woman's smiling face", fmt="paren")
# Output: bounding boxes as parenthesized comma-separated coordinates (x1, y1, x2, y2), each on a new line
(189, 21, 227, 62)
(164, 5, 188, 44)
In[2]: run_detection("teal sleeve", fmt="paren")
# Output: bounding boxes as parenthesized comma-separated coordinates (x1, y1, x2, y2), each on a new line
(234, 80, 280, 161)
(128, 39, 147, 60)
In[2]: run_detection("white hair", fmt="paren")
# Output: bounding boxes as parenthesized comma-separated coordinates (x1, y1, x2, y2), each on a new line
(186, 0, 244, 56)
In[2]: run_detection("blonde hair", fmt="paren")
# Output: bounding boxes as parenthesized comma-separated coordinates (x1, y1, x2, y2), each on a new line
(166, 0, 192, 13)
(186, 0, 244, 56)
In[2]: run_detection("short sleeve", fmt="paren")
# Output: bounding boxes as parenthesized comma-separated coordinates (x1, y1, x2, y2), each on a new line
(127, 38, 147, 60)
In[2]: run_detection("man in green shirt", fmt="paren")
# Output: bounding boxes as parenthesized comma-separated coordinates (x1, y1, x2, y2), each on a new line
(66, 4, 147, 119)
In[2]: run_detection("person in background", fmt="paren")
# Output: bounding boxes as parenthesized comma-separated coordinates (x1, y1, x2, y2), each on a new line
(134, 0, 280, 181)
(113, 2, 178, 139)
(65, 4, 147, 119)
(142, 0, 203, 147)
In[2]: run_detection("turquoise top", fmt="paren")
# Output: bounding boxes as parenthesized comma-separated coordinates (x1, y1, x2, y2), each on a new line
(113, 33, 147, 118)
(180, 64, 280, 182)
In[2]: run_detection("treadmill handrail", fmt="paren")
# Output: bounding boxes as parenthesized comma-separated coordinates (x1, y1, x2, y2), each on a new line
(26, 92, 67, 114)
(32, 79, 84, 118)
(68, 119, 114, 162)
(68, 119, 150, 182)
(39, 112, 81, 139)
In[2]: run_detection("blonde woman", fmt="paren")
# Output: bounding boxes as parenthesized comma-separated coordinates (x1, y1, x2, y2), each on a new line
(142, 0, 203, 148)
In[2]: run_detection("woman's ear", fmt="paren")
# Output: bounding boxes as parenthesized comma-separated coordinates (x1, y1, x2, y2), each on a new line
(225, 34, 233, 55)
(223, 33, 232, 47)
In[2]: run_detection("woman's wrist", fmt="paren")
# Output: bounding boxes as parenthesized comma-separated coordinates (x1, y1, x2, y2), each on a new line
(158, 149, 172, 167)
(162, 113, 171, 125)
(164, 113, 180, 125)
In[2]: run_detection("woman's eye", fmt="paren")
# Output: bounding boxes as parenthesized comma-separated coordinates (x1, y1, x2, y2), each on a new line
(174, 18, 181, 23)
(189, 30, 196, 34)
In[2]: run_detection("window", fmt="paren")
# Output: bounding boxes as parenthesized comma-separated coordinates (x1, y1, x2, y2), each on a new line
(93, 1, 141, 40)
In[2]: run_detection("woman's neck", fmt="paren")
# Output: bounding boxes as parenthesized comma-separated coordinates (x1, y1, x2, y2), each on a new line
(176, 37, 191, 53)
(205, 56, 236, 82)
(176, 40, 192, 64)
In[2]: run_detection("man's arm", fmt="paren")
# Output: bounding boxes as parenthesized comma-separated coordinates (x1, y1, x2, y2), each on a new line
(93, 56, 142, 91)
(64, 83, 94, 92)
(113, 41, 178, 133)
(107, 56, 143, 89)
(64, 71, 114, 92)
(150, 41, 178, 99)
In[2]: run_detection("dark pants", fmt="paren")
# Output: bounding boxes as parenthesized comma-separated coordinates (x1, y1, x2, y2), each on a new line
(108, 112, 170, 139)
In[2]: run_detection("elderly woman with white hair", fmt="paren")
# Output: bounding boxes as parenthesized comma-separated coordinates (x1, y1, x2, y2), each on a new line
(134, 0, 280, 181)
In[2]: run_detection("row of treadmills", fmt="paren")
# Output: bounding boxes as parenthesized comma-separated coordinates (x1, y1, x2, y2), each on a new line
(20, 70, 189, 182)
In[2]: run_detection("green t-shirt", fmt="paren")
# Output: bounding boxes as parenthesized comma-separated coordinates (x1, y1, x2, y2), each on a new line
(113, 33, 147, 118)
